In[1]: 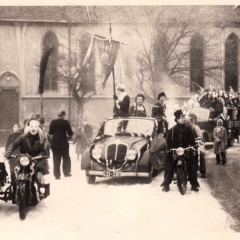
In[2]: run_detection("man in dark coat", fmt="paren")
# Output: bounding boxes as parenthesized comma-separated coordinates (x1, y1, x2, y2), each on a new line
(49, 109, 73, 179)
(161, 109, 200, 192)
(151, 92, 168, 136)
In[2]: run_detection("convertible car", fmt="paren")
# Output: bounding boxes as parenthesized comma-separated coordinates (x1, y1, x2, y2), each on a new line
(81, 117, 166, 184)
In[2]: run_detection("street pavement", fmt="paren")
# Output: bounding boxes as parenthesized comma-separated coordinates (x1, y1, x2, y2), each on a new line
(0, 145, 240, 240)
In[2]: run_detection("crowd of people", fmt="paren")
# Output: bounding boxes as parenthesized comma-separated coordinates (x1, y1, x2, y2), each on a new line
(2, 81, 237, 197)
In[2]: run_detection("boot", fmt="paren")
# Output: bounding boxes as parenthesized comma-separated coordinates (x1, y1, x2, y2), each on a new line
(162, 185, 170, 192)
(191, 185, 199, 192)
(44, 184, 50, 197)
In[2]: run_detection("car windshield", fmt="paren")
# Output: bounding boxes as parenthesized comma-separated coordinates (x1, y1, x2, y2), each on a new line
(103, 119, 154, 136)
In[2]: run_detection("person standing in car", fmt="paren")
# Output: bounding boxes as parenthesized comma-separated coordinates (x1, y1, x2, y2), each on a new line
(152, 92, 168, 136)
(49, 109, 73, 179)
(129, 93, 147, 117)
(113, 83, 130, 117)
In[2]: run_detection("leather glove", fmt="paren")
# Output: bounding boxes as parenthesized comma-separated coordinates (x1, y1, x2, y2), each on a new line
(4, 152, 10, 159)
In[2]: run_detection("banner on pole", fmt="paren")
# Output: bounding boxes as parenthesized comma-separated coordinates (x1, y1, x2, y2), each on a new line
(82, 35, 120, 88)
(39, 47, 53, 94)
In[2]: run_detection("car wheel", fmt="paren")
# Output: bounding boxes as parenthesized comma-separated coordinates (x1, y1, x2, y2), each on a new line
(145, 164, 153, 184)
(85, 171, 96, 184)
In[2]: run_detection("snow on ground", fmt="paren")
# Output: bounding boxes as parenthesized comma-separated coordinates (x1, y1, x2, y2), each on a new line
(1, 145, 240, 240)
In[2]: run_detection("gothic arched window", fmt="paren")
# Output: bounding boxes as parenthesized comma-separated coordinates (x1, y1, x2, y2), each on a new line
(41, 31, 58, 91)
(225, 33, 238, 91)
(190, 34, 204, 91)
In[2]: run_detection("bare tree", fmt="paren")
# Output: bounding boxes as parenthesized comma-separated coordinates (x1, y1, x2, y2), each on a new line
(118, 6, 233, 100)
(57, 33, 99, 127)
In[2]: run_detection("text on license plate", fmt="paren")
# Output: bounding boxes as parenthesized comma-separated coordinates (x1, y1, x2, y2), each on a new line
(103, 171, 121, 177)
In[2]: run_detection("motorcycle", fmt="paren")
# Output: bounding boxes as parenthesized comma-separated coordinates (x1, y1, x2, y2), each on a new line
(0, 154, 49, 220)
(169, 146, 198, 195)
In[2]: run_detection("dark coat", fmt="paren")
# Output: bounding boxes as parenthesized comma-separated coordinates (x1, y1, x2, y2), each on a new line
(151, 101, 166, 120)
(166, 123, 195, 149)
(5, 131, 22, 154)
(129, 104, 147, 117)
(114, 95, 130, 117)
(49, 118, 73, 149)
(5, 132, 47, 157)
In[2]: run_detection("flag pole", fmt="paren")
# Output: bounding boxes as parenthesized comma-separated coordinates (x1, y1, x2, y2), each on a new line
(109, 19, 117, 114)
(40, 93, 43, 116)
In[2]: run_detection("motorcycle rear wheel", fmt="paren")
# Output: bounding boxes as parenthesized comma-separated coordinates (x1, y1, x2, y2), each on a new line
(177, 166, 187, 195)
(18, 182, 27, 220)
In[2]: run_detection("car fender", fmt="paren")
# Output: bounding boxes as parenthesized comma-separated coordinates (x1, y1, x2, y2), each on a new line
(81, 148, 91, 170)
(136, 149, 150, 172)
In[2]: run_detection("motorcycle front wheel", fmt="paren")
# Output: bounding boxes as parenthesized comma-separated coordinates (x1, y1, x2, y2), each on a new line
(177, 166, 187, 195)
(18, 181, 27, 220)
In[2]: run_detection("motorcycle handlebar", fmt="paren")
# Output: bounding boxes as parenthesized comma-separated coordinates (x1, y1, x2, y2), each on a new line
(8, 155, 48, 160)
(167, 146, 197, 153)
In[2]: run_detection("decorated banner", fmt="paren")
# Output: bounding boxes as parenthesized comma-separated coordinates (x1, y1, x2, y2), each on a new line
(82, 35, 120, 88)
(39, 47, 53, 94)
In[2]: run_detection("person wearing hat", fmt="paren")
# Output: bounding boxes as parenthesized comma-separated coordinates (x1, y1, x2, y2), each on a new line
(5, 117, 50, 200)
(49, 109, 73, 179)
(113, 83, 130, 118)
(161, 109, 200, 192)
(151, 92, 168, 136)
(213, 118, 228, 165)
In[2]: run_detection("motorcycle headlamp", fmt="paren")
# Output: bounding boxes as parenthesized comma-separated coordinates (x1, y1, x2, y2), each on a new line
(126, 150, 137, 161)
(176, 147, 184, 156)
(92, 148, 102, 160)
(19, 156, 30, 166)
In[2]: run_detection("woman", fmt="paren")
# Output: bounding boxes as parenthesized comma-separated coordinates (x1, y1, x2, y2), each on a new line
(5, 117, 50, 198)
(73, 126, 89, 161)
(129, 93, 147, 117)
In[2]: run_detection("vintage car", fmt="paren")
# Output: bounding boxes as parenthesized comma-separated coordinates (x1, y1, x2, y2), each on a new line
(194, 107, 236, 146)
(81, 117, 166, 184)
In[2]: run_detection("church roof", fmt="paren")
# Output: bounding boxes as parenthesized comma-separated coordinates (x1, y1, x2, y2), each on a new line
(0, 6, 239, 24)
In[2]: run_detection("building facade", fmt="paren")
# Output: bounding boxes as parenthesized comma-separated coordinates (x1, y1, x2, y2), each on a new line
(0, 6, 239, 137)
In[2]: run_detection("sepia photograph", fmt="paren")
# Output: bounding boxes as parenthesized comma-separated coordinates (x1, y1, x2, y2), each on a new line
(1, 1, 240, 239)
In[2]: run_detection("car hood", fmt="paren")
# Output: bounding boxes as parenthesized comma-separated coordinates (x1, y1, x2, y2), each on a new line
(94, 136, 149, 152)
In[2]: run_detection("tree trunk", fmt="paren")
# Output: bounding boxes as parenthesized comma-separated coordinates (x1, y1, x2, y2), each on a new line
(76, 102, 84, 129)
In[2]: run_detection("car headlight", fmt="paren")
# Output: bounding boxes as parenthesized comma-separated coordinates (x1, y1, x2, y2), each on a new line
(126, 150, 137, 161)
(92, 148, 102, 160)
(176, 147, 184, 156)
(20, 156, 30, 166)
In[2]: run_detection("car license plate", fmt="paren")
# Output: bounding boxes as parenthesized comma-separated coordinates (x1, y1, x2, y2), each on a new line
(103, 171, 121, 177)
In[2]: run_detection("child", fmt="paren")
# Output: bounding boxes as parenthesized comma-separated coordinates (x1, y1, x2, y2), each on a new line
(213, 119, 228, 165)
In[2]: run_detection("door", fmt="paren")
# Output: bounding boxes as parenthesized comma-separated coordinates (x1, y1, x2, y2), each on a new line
(0, 89, 19, 130)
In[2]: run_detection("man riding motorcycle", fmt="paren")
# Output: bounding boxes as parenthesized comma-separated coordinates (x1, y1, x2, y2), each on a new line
(4, 117, 50, 200)
(161, 109, 200, 192)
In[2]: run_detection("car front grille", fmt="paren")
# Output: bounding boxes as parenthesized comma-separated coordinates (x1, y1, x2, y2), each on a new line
(106, 143, 128, 161)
